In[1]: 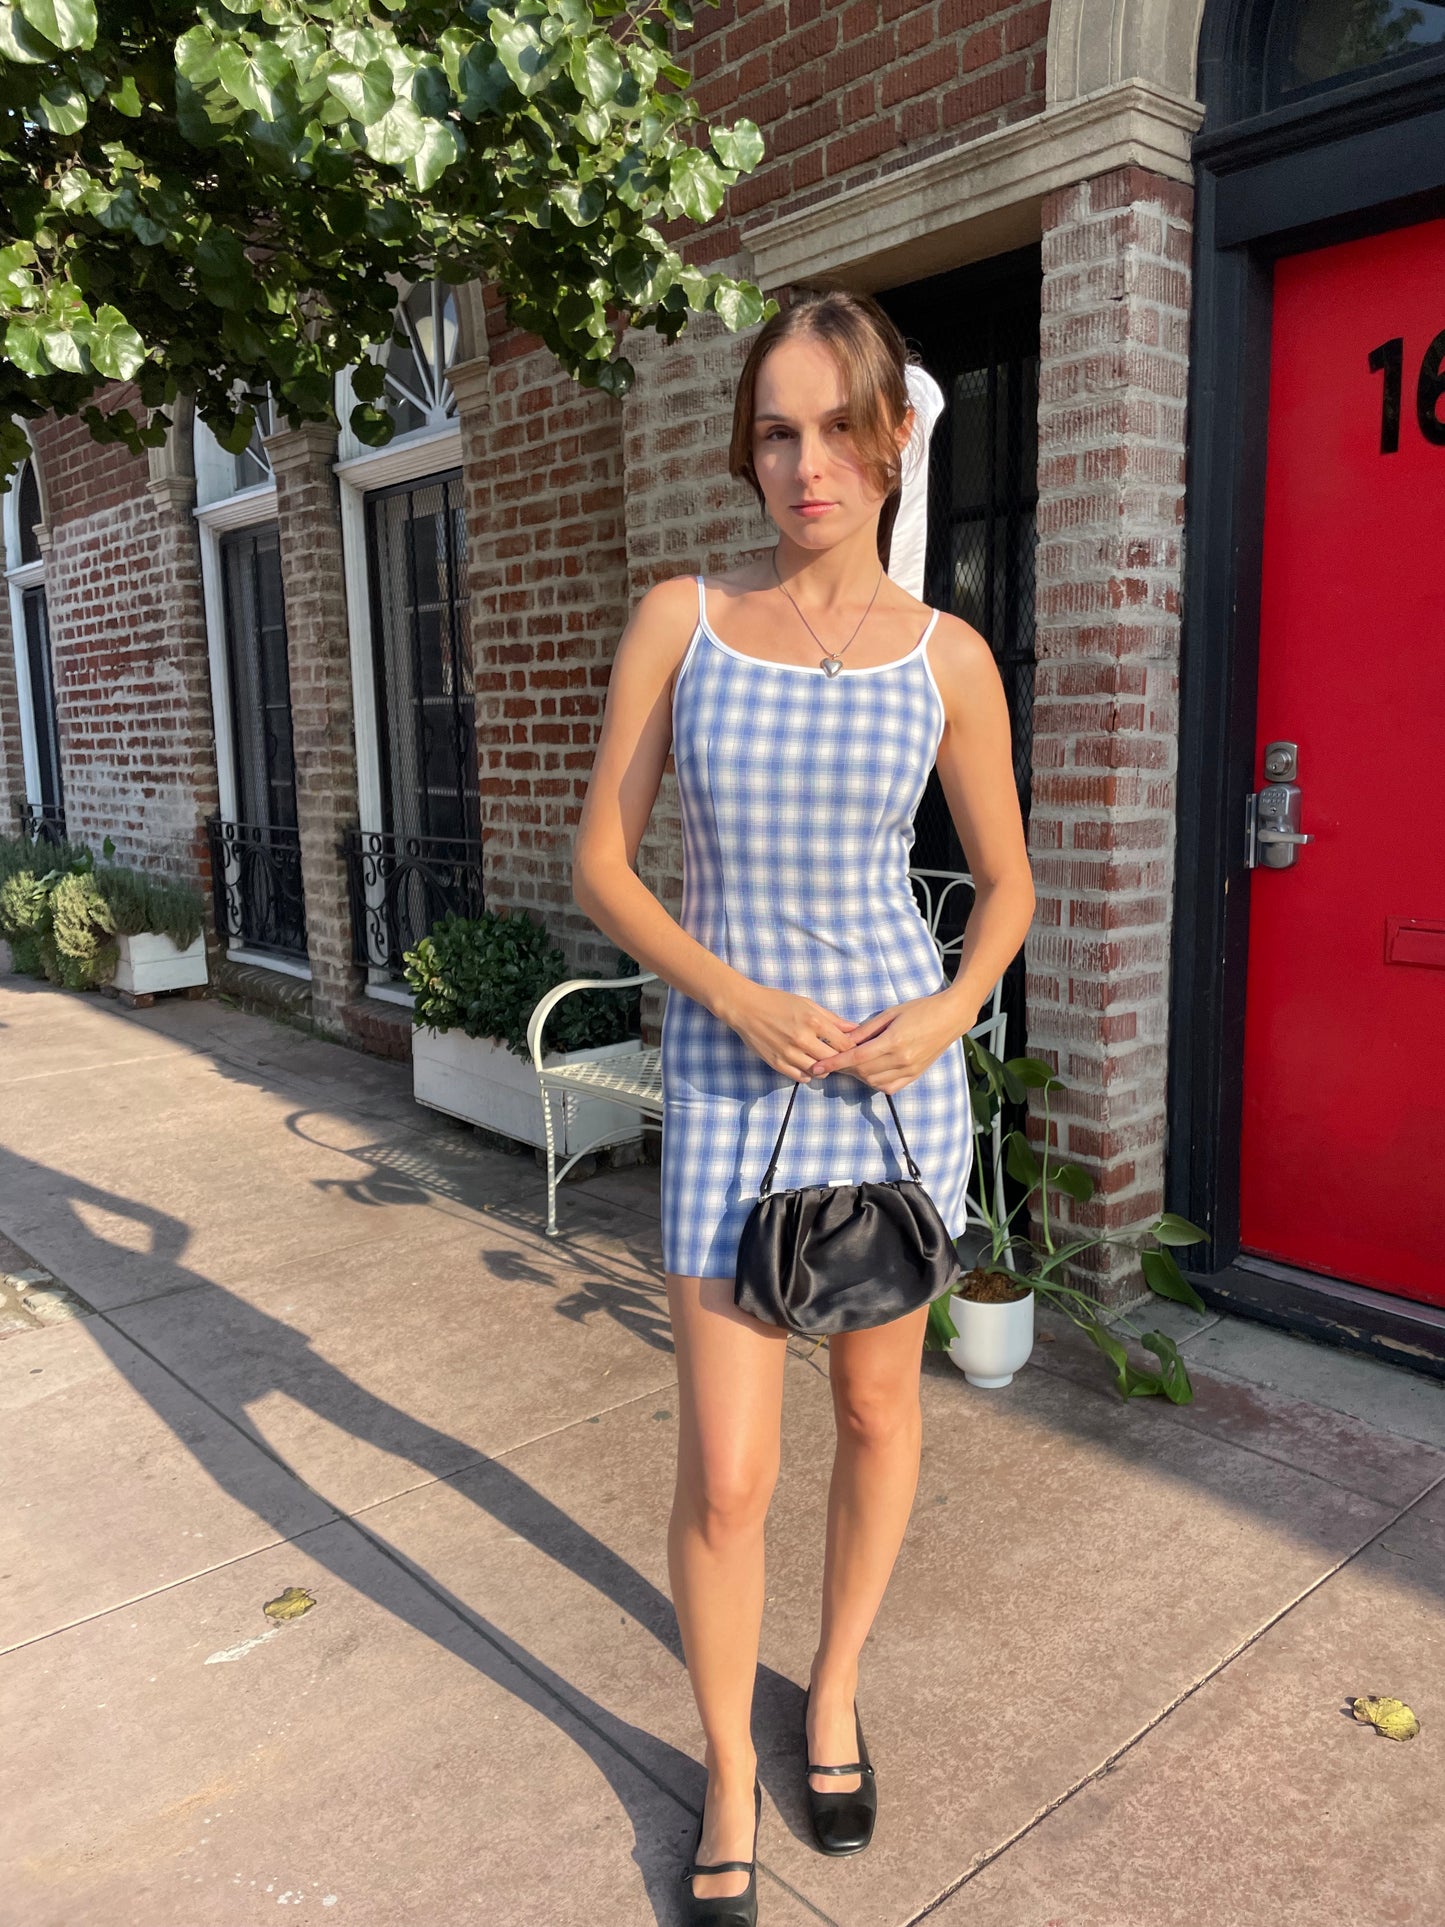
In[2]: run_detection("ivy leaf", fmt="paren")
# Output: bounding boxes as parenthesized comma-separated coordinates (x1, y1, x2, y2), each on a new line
(491, 15, 552, 95)
(107, 74, 143, 118)
(552, 179, 604, 227)
(711, 281, 766, 331)
(325, 59, 394, 125)
(15, 0, 95, 52)
(570, 35, 622, 106)
(364, 97, 426, 164)
(669, 147, 725, 223)
(39, 322, 85, 372)
(0, 4, 54, 62)
(87, 304, 145, 379)
(194, 230, 253, 309)
(406, 116, 462, 191)
(710, 119, 764, 172)
(34, 81, 88, 135)
(5, 321, 48, 376)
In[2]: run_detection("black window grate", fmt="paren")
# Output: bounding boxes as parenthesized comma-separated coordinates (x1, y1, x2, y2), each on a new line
(349, 469, 481, 975)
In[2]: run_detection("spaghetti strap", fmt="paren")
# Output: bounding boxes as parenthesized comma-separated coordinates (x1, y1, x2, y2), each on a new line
(695, 572, 707, 632)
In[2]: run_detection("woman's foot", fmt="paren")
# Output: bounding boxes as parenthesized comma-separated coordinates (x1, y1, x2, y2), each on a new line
(806, 1664, 862, 1793)
(688, 1757, 760, 1903)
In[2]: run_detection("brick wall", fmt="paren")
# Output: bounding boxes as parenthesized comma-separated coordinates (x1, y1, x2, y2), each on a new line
(264, 422, 364, 1035)
(465, 296, 633, 973)
(681, 0, 1048, 253)
(40, 482, 218, 883)
(34, 399, 151, 527)
(1027, 164, 1194, 1299)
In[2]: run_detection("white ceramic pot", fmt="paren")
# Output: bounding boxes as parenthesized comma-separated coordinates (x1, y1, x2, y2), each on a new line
(947, 1285, 1035, 1388)
(112, 931, 208, 995)
(411, 1026, 644, 1155)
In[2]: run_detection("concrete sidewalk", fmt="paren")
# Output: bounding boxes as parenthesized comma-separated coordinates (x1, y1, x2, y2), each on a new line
(1, 974, 1441, 1927)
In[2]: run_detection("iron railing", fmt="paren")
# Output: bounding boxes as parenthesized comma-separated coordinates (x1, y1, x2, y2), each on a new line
(343, 827, 484, 978)
(208, 815, 308, 961)
(18, 800, 67, 846)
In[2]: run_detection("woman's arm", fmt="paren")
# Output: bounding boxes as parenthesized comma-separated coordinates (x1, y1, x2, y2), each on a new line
(571, 578, 739, 1015)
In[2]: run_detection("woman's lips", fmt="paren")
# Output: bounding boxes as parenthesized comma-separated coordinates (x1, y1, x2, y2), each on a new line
(793, 502, 835, 517)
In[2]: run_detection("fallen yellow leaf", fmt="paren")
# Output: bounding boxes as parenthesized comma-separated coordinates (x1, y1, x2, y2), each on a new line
(263, 1586, 316, 1623)
(1351, 1695, 1420, 1741)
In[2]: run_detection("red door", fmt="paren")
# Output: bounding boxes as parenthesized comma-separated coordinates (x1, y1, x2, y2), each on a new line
(1239, 217, 1445, 1306)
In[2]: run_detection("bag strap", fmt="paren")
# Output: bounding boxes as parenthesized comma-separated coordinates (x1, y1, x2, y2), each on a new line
(758, 1080, 923, 1198)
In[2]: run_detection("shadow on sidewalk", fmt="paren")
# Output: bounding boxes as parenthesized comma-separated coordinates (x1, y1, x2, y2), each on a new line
(0, 1140, 808, 1923)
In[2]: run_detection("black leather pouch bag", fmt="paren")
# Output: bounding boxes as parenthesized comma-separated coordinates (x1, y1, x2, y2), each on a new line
(734, 1080, 963, 1336)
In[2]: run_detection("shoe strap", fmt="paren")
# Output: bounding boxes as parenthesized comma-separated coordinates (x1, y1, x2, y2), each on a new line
(808, 1760, 871, 1776)
(685, 1859, 754, 1878)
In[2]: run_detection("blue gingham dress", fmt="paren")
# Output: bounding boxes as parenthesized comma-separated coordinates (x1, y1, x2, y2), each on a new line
(660, 575, 974, 1279)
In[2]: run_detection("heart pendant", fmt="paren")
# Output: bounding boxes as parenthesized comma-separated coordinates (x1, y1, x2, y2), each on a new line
(821, 656, 843, 677)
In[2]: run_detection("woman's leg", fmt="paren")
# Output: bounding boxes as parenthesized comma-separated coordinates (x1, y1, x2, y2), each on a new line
(806, 1303, 929, 1791)
(667, 1272, 790, 1901)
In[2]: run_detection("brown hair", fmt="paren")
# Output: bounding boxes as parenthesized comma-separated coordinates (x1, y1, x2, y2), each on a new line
(728, 289, 917, 565)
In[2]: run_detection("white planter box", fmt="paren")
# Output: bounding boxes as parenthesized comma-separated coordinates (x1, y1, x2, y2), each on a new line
(411, 1026, 644, 1155)
(112, 931, 208, 996)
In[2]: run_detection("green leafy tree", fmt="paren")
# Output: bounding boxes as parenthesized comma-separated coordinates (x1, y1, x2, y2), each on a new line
(0, 0, 771, 483)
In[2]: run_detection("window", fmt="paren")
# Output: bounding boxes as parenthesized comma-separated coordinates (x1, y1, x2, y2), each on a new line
(337, 281, 482, 984)
(4, 456, 65, 842)
(194, 399, 308, 966)
(1265, 0, 1445, 102)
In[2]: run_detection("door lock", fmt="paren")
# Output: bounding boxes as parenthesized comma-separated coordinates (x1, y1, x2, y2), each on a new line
(1246, 740, 1315, 870)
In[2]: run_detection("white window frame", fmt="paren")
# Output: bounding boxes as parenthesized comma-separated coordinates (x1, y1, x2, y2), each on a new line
(193, 414, 311, 981)
(335, 309, 465, 1005)
(4, 455, 49, 810)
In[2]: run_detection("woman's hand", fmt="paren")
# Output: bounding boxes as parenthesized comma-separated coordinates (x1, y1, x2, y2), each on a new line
(723, 983, 862, 1083)
(806, 990, 976, 1094)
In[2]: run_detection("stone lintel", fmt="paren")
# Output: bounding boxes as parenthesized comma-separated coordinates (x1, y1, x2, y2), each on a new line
(743, 80, 1205, 294)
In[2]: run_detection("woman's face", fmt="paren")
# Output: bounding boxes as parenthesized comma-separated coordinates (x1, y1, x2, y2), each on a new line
(751, 334, 911, 551)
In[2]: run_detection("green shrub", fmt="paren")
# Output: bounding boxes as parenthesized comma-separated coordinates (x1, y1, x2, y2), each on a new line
(404, 909, 641, 1059)
(0, 836, 204, 985)
(0, 833, 92, 889)
(45, 871, 118, 990)
(0, 868, 52, 975)
(93, 864, 204, 950)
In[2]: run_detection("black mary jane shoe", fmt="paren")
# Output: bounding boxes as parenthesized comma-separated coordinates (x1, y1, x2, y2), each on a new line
(681, 1776, 762, 1927)
(804, 1691, 878, 1857)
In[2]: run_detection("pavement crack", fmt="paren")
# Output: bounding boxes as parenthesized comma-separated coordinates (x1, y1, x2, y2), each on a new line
(901, 1464, 1445, 1924)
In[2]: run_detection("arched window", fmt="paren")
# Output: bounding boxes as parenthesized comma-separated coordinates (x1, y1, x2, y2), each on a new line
(1265, 0, 1445, 102)
(195, 391, 275, 510)
(4, 454, 64, 842)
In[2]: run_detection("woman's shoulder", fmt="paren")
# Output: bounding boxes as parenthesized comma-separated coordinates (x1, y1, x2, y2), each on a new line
(925, 609, 1006, 715)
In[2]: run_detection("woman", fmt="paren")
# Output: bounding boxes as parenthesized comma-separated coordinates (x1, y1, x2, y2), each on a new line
(572, 290, 1035, 1925)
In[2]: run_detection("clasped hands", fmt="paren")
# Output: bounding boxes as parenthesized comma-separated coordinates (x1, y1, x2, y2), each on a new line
(727, 981, 975, 1097)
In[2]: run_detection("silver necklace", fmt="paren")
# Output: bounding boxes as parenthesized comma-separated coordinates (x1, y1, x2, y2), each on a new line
(771, 548, 884, 676)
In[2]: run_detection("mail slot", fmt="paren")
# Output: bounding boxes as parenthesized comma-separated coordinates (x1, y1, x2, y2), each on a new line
(1385, 918, 1445, 969)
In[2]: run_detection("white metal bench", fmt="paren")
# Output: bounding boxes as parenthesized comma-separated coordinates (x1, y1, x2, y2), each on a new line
(526, 868, 1008, 1240)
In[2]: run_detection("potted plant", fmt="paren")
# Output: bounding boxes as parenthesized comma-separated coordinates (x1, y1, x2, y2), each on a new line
(927, 1039, 1210, 1400)
(0, 835, 206, 994)
(403, 909, 645, 1154)
(94, 843, 207, 994)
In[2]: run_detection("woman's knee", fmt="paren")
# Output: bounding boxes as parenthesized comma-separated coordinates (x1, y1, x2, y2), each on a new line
(833, 1378, 919, 1451)
(679, 1449, 779, 1544)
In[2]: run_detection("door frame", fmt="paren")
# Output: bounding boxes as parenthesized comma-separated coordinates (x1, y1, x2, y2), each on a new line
(1169, 31, 1445, 1365)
